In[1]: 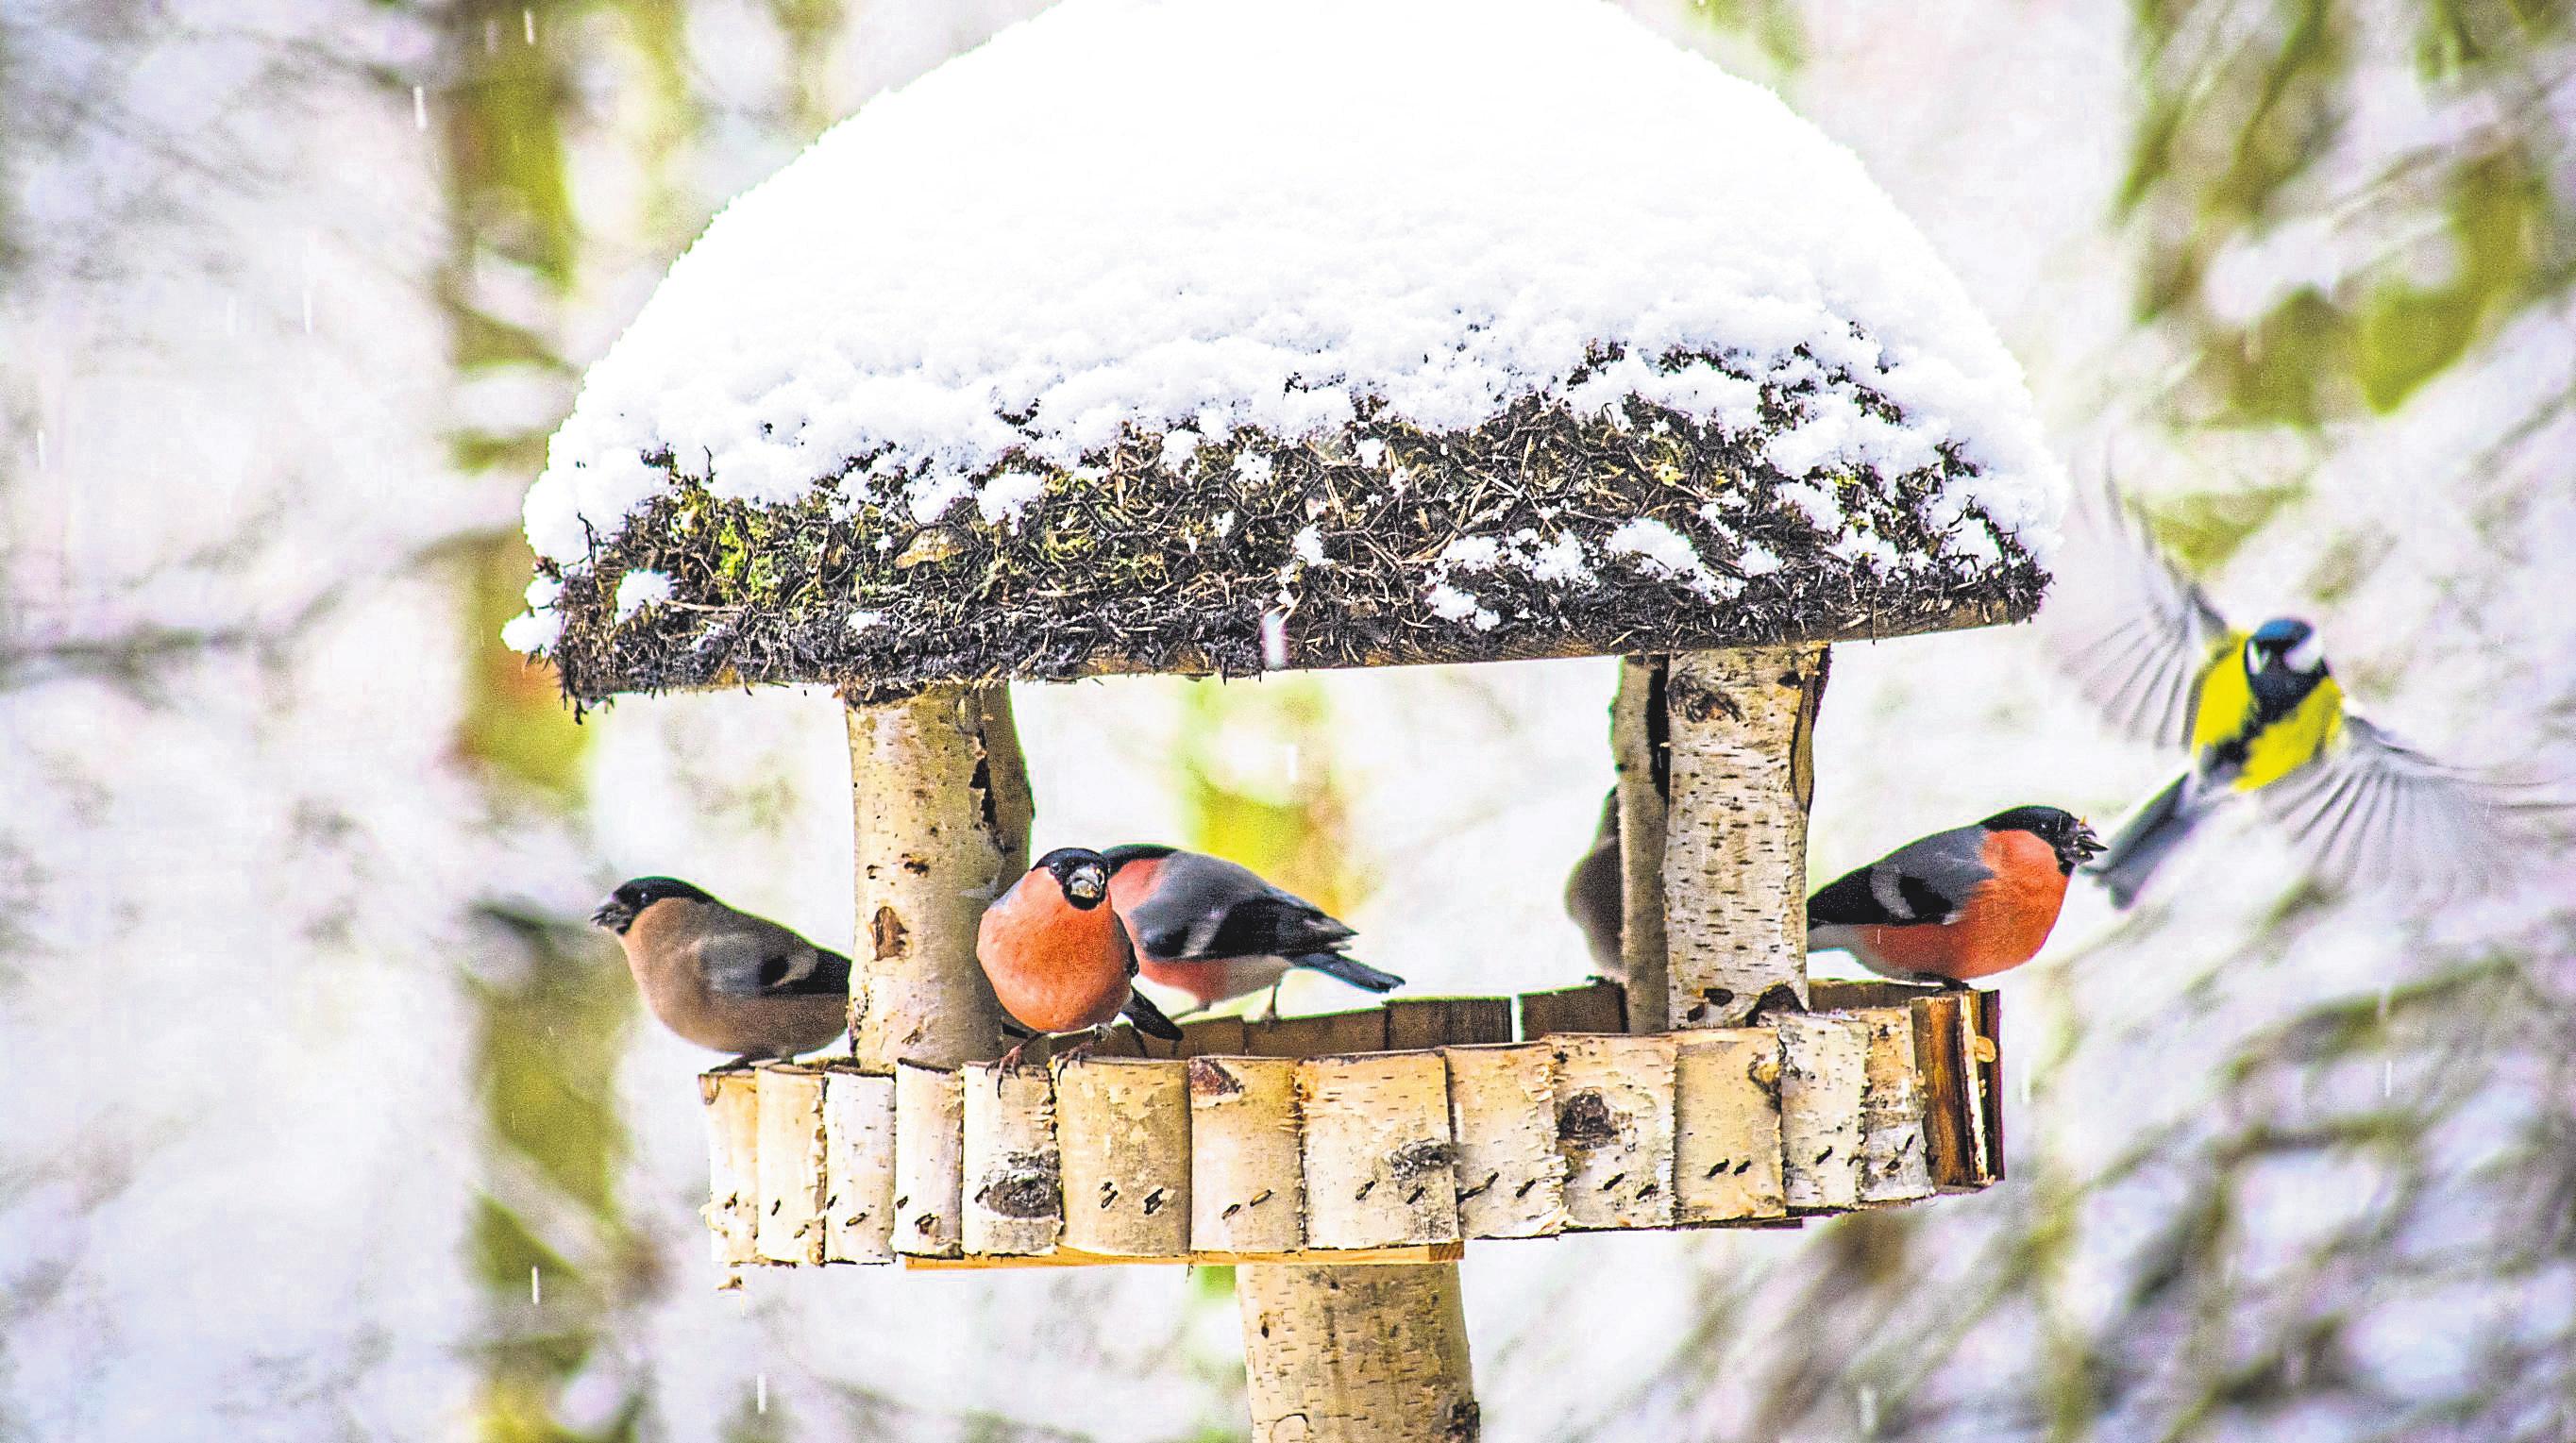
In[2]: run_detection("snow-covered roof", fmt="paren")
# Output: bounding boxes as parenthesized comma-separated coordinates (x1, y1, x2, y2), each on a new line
(512, 0, 2062, 700)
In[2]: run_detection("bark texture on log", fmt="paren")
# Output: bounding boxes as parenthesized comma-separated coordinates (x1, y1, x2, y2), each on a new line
(1779, 1013, 1868, 1211)
(1611, 656, 1670, 1028)
(1190, 1055, 1305, 1253)
(1298, 1052, 1460, 1249)
(700, 1072, 761, 1267)
(1857, 1007, 1934, 1204)
(1443, 1043, 1568, 1239)
(847, 685, 1030, 1068)
(1056, 1057, 1190, 1257)
(821, 1068, 897, 1264)
(1551, 1033, 1677, 1229)
(1673, 1029, 1788, 1224)
(1237, 1262, 1480, 1443)
(755, 1067, 827, 1265)
(1661, 645, 1827, 1027)
(893, 1061, 965, 1257)
(963, 1062, 1060, 1256)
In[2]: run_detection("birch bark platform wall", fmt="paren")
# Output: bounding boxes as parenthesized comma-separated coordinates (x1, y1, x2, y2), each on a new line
(504, 0, 2068, 1435)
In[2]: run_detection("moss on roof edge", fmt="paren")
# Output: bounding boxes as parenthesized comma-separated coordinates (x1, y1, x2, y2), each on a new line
(530, 359, 2049, 705)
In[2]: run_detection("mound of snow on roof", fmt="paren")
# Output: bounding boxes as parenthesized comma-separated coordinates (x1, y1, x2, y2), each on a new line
(520, 0, 2062, 584)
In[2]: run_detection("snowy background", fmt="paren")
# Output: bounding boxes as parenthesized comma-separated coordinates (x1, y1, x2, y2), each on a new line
(5, 2, 2571, 1440)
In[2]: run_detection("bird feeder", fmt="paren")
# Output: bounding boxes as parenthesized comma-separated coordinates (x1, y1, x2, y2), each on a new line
(507, 0, 2060, 1435)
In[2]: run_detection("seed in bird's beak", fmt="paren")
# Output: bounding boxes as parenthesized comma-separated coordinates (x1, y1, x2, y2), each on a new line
(589, 903, 618, 928)
(1068, 870, 1105, 903)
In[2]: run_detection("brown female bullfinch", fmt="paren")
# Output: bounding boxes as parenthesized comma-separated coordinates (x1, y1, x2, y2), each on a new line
(1099, 844, 1402, 1015)
(591, 877, 849, 1068)
(1561, 790, 1625, 981)
(1806, 806, 2104, 984)
(977, 847, 1183, 1064)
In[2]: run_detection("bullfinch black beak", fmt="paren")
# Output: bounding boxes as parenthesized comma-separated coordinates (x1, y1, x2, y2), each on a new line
(1065, 866, 1107, 908)
(591, 899, 629, 931)
(2073, 823, 2106, 860)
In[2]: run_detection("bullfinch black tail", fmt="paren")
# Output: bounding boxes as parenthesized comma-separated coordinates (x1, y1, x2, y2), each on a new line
(1289, 952, 1405, 993)
(1121, 987, 1185, 1041)
(2089, 772, 2202, 909)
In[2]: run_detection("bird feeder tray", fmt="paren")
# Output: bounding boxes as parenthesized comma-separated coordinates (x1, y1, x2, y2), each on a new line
(696, 980, 2001, 1270)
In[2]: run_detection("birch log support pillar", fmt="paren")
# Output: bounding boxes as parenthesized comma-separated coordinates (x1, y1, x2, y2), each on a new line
(847, 685, 1031, 1068)
(1662, 645, 1828, 1028)
(1240, 1055, 1478, 1439)
(1238, 1263, 1480, 1443)
(1610, 656, 1672, 1033)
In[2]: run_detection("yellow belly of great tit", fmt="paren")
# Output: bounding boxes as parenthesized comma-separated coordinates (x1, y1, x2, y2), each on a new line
(2189, 642, 2347, 792)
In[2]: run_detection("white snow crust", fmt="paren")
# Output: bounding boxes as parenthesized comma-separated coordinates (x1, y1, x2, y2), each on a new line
(515, 0, 2064, 648)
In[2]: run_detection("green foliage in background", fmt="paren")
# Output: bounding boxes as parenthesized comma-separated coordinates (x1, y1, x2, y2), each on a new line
(430, 4, 704, 1435)
(465, 909, 650, 1443)
(2122, 0, 2571, 425)
(1175, 679, 1370, 934)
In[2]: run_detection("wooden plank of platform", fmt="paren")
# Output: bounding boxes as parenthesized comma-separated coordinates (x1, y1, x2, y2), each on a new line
(901, 1242, 1466, 1270)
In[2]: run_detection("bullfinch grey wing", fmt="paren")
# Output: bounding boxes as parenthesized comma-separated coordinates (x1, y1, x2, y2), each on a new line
(695, 912, 846, 997)
(1807, 824, 1993, 931)
(1106, 847, 1355, 963)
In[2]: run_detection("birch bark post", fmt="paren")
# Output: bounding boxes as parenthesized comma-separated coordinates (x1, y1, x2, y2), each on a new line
(1611, 656, 1671, 1032)
(1237, 1263, 1479, 1443)
(1241, 1051, 1478, 1437)
(846, 685, 1030, 1068)
(1661, 645, 1827, 1028)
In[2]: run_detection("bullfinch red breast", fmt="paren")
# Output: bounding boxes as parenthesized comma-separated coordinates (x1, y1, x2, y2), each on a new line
(977, 847, 1183, 1064)
(1806, 807, 2103, 984)
(1100, 844, 1402, 1015)
(592, 877, 849, 1068)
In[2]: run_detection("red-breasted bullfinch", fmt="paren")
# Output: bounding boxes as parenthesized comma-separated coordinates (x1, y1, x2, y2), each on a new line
(978, 847, 1184, 1064)
(1100, 844, 1402, 1015)
(592, 877, 848, 1068)
(1562, 791, 1625, 981)
(2050, 473, 2565, 907)
(1806, 807, 2103, 984)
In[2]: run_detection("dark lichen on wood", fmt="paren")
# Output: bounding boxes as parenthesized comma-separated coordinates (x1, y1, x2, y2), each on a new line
(533, 346, 2048, 702)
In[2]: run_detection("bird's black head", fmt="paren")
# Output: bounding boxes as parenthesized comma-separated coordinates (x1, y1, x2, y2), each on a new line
(1034, 847, 1112, 910)
(1981, 806, 2105, 874)
(2248, 617, 2326, 679)
(592, 876, 713, 933)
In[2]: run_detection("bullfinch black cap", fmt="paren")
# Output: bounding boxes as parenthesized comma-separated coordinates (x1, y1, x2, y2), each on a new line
(1033, 847, 1112, 909)
(593, 876, 714, 932)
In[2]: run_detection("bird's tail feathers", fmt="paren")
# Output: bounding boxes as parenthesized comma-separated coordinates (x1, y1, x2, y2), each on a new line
(1122, 986, 1185, 1041)
(1288, 951, 1405, 993)
(2089, 772, 2208, 909)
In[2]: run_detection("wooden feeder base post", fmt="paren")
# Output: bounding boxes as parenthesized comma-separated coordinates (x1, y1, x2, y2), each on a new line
(1237, 1261, 1478, 1442)
(846, 684, 1032, 1068)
